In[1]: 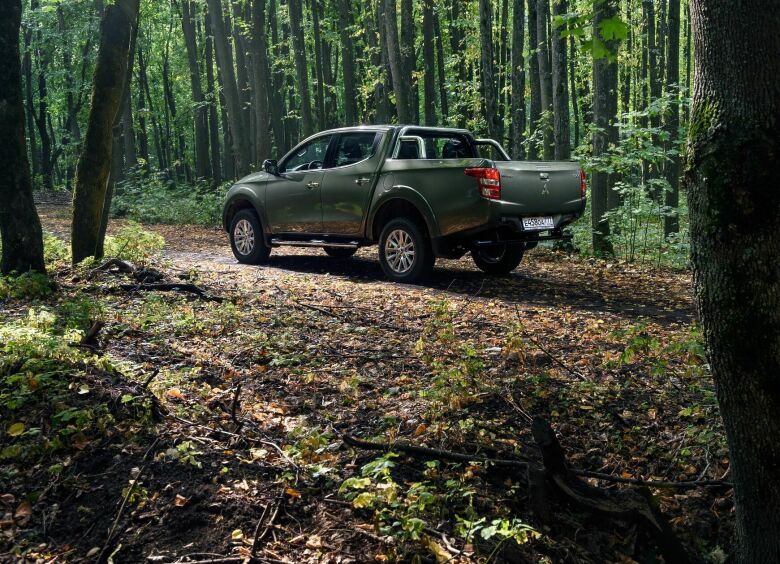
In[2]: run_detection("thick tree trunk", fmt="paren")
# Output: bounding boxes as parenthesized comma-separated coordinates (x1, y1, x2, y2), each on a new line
(591, 0, 619, 256)
(686, 2, 780, 561)
(288, 0, 314, 136)
(550, 0, 570, 160)
(180, 0, 211, 179)
(250, 0, 271, 164)
(0, 0, 45, 274)
(527, 0, 541, 159)
(376, 0, 395, 123)
(337, 0, 358, 126)
(384, 0, 411, 123)
(536, 0, 554, 159)
(206, 0, 250, 177)
(479, 0, 502, 141)
(71, 0, 139, 264)
(510, 0, 526, 159)
(663, 0, 680, 237)
(422, 0, 436, 126)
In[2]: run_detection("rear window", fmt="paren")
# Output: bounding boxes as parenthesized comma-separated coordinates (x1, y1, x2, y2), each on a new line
(401, 130, 475, 159)
(329, 131, 381, 168)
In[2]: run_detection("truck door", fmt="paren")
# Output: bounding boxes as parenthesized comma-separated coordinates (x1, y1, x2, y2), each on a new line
(320, 131, 383, 236)
(266, 134, 333, 234)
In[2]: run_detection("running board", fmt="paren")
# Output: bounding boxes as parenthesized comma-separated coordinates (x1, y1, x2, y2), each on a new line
(271, 239, 360, 249)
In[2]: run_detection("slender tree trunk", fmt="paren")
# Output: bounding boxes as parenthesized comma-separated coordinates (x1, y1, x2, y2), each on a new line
(569, 35, 580, 148)
(384, 0, 411, 123)
(136, 47, 150, 167)
(536, 0, 554, 159)
(337, 0, 358, 126)
(400, 0, 417, 123)
(71, 0, 140, 263)
(230, 2, 253, 161)
(22, 22, 39, 183)
(250, 0, 271, 163)
(510, 0, 526, 159)
(203, 10, 221, 184)
(479, 0, 502, 141)
(120, 81, 136, 171)
(527, 0, 541, 159)
(310, 0, 326, 130)
(268, 0, 289, 148)
(0, 0, 45, 274)
(434, 11, 448, 120)
(591, 0, 619, 256)
(550, 0, 570, 159)
(139, 47, 165, 171)
(662, 0, 680, 237)
(206, 0, 250, 177)
(498, 0, 509, 142)
(686, 1, 780, 561)
(288, 0, 314, 136)
(180, 0, 211, 179)
(376, 0, 395, 123)
(422, 0, 436, 126)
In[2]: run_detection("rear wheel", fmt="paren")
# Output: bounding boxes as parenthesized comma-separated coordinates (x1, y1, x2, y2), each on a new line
(229, 209, 271, 264)
(471, 244, 523, 275)
(378, 217, 434, 283)
(323, 247, 358, 259)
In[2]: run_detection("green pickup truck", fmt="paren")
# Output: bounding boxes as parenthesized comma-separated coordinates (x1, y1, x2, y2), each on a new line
(223, 125, 586, 283)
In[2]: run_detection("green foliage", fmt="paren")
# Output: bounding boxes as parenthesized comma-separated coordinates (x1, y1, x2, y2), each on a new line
(0, 272, 53, 300)
(112, 169, 230, 226)
(104, 221, 165, 263)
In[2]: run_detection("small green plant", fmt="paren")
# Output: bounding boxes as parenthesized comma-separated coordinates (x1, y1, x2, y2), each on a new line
(104, 222, 165, 263)
(0, 271, 53, 300)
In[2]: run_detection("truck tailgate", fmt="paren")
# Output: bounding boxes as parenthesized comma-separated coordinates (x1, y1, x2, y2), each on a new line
(495, 161, 583, 216)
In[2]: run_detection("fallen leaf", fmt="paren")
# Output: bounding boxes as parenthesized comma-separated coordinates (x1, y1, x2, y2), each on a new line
(7, 423, 24, 437)
(0, 494, 15, 506)
(166, 388, 185, 400)
(305, 534, 322, 549)
(14, 501, 32, 519)
(174, 494, 188, 507)
(285, 487, 301, 499)
(231, 528, 244, 541)
(414, 424, 427, 436)
(78, 383, 90, 395)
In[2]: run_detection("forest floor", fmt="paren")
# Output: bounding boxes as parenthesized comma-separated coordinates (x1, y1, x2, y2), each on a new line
(0, 204, 732, 563)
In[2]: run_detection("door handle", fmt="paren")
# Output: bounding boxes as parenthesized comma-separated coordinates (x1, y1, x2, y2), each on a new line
(354, 177, 371, 185)
(306, 181, 320, 190)
(539, 173, 549, 181)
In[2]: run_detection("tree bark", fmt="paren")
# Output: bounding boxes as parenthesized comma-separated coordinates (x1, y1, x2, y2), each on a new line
(203, 10, 222, 184)
(310, 0, 326, 130)
(206, 0, 250, 177)
(663, 0, 680, 237)
(527, 0, 541, 159)
(400, 0, 417, 123)
(479, 0, 502, 141)
(384, 0, 411, 123)
(686, 1, 780, 561)
(71, 0, 139, 264)
(250, 0, 271, 163)
(434, 11, 448, 120)
(569, 35, 580, 148)
(510, 0, 526, 159)
(422, 0, 436, 126)
(591, 0, 619, 256)
(180, 0, 211, 179)
(550, 0, 570, 160)
(288, 0, 314, 136)
(536, 0, 554, 159)
(337, 0, 358, 126)
(22, 22, 39, 183)
(0, 0, 45, 274)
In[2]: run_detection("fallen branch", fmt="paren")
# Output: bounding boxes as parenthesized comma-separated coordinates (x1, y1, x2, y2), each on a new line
(119, 283, 223, 302)
(571, 468, 733, 490)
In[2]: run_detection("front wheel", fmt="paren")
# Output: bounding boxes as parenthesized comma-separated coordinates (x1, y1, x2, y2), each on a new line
(378, 218, 434, 283)
(229, 209, 271, 264)
(471, 244, 524, 275)
(323, 247, 358, 259)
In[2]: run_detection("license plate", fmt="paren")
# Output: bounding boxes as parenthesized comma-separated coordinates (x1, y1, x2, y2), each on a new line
(522, 216, 555, 231)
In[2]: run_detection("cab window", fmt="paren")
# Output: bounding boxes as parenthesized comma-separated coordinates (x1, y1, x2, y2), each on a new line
(403, 130, 475, 159)
(280, 135, 332, 172)
(329, 131, 380, 168)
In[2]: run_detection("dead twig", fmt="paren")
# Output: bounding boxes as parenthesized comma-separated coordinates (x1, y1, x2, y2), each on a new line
(571, 468, 732, 490)
(119, 283, 223, 302)
(230, 381, 243, 434)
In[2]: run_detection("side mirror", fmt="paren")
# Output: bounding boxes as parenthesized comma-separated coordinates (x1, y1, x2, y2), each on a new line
(263, 159, 279, 176)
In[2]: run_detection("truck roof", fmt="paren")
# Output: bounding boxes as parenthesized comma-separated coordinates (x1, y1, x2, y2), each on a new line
(315, 125, 473, 136)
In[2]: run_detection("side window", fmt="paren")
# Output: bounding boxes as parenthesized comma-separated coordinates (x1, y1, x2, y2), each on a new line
(438, 137, 472, 159)
(330, 132, 379, 168)
(281, 135, 332, 172)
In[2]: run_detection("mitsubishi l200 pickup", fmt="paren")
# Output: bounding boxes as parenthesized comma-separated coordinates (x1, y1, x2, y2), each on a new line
(222, 125, 586, 283)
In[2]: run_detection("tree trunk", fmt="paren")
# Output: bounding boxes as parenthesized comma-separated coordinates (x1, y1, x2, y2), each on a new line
(479, 0, 502, 141)
(22, 22, 39, 184)
(550, 0, 570, 160)
(434, 11, 448, 120)
(686, 1, 780, 561)
(337, 0, 358, 126)
(510, 0, 526, 159)
(536, 0, 554, 159)
(288, 0, 314, 136)
(180, 0, 211, 179)
(498, 0, 509, 142)
(230, 2, 254, 161)
(384, 0, 411, 123)
(376, 0, 395, 123)
(0, 0, 45, 274)
(71, 0, 139, 264)
(527, 0, 541, 159)
(590, 0, 619, 256)
(203, 9, 222, 184)
(310, 0, 326, 130)
(569, 35, 580, 148)
(662, 0, 680, 237)
(250, 0, 271, 164)
(206, 0, 250, 177)
(422, 0, 436, 126)
(400, 0, 417, 123)
(136, 46, 150, 167)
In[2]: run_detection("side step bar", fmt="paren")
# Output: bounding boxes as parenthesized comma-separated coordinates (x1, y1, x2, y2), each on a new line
(270, 239, 360, 249)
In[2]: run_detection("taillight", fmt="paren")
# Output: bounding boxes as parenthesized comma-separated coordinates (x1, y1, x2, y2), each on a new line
(580, 169, 587, 199)
(465, 167, 501, 200)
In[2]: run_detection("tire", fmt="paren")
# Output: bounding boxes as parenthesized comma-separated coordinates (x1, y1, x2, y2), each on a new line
(323, 247, 358, 259)
(229, 209, 271, 264)
(471, 244, 524, 275)
(378, 217, 435, 283)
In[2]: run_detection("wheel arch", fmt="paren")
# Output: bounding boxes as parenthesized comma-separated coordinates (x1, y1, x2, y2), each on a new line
(368, 194, 438, 242)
